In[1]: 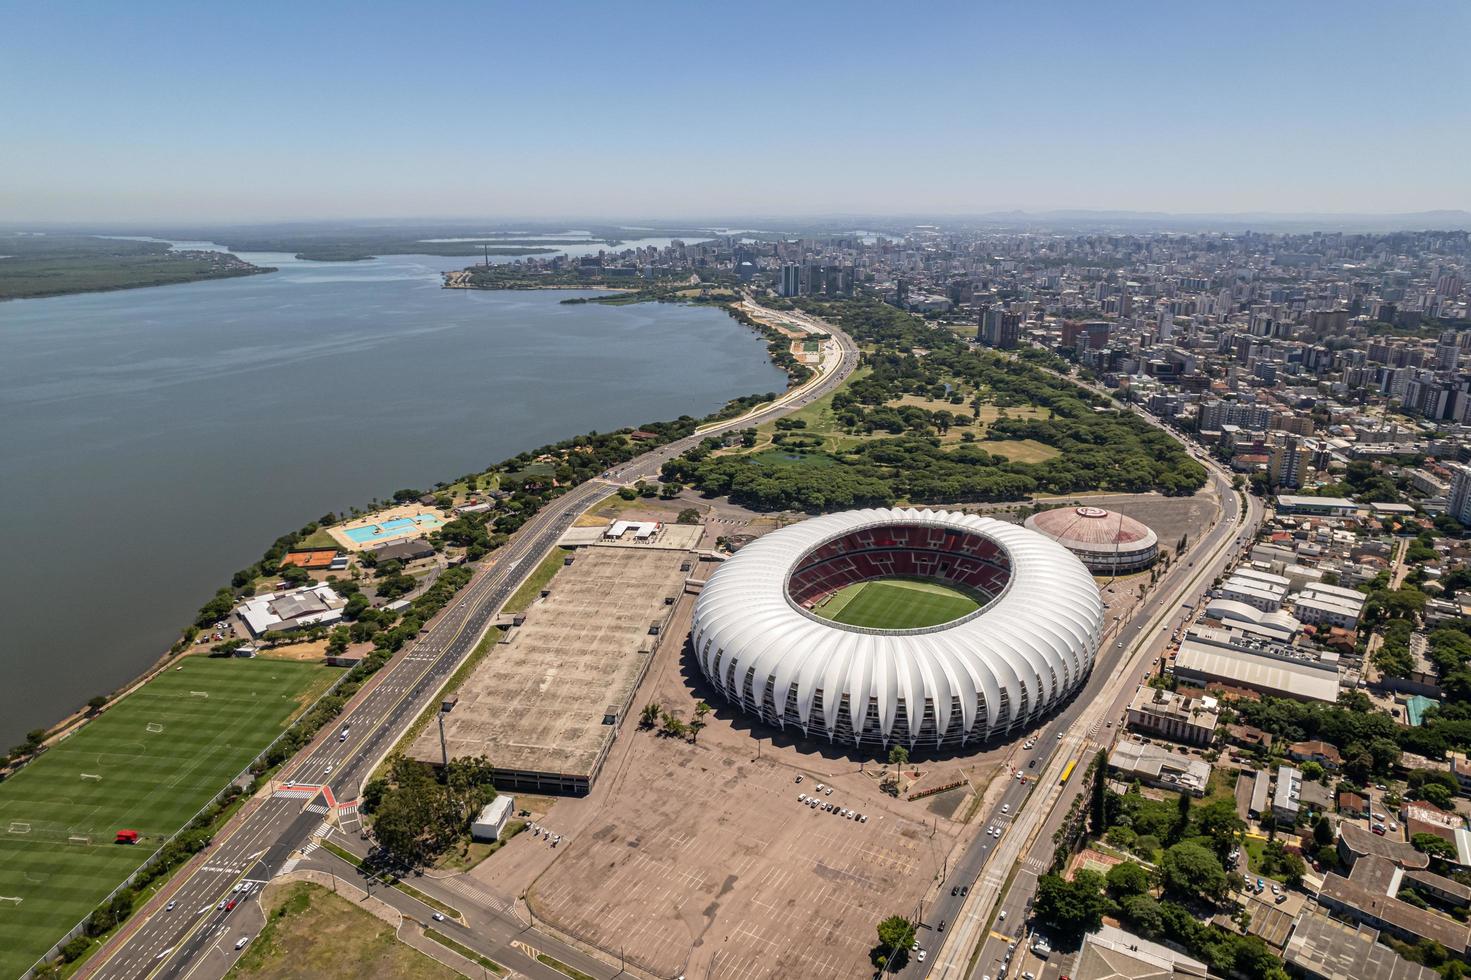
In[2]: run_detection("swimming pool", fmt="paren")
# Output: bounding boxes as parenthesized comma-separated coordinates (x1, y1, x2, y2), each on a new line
(343, 513, 443, 544)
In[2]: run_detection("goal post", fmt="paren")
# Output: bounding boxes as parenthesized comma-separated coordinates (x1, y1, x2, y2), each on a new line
(189, 691, 209, 699)
(0, 895, 23, 907)
(146, 722, 165, 734)
(68, 835, 90, 845)
(6, 822, 31, 835)
(80, 773, 103, 781)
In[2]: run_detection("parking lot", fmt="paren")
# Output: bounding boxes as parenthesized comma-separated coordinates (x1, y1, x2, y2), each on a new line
(527, 723, 954, 979)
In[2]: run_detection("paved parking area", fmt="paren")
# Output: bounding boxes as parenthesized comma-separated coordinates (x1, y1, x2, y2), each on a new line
(527, 697, 956, 979)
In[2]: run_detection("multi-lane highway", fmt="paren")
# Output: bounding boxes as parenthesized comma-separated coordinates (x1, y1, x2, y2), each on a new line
(77, 309, 857, 980)
(915, 435, 1261, 980)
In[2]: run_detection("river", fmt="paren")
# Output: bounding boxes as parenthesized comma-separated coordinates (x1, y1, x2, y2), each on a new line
(0, 248, 786, 745)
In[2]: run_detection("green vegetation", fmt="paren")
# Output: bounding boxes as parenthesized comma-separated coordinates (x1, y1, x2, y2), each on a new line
(227, 882, 461, 980)
(870, 914, 916, 970)
(0, 235, 272, 301)
(536, 951, 597, 980)
(360, 755, 497, 869)
(813, 577, 981, 629)
(503, 547, 572, 614)
(0, 657, 327, 979)
(662, 298, 1205, 511)
(424, 928, 504, 974)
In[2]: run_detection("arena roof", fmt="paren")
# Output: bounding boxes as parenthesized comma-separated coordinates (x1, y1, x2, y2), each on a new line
(1024, 505, 1158, 550)
(691, 508, 1104, 749)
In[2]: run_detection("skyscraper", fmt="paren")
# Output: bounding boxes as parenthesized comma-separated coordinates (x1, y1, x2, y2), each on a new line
(779, 263, 801, 298)
(1450, 465, 1471, 526)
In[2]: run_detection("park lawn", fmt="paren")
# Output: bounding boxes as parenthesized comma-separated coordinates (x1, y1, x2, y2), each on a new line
(228, 882, 460, 980)
(982, 438, 1060, 464)
(815, 578, 981, 630)
(0, 656, 328, 979)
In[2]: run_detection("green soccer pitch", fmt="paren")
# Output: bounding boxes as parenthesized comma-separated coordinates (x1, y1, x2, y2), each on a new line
(812, 577, 984, 630)
(0, 656, 329, 978)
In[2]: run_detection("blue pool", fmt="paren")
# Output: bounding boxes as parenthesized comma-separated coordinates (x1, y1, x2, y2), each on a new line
(344, 513, 443, 544)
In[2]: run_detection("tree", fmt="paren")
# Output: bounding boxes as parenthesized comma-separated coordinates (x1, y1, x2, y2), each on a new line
(888, 744, 909, 790)
(872, 915, 915, 969)
(639, 701, 661, 730)
(1161, 841, 1228, 902)
(1089, 748, 1109, 835)
(1196, 798, 1245, 860)
(1034, 872, 1109, 940)
(690, 701, 711, 743)
(1421, 782, 1454, 810)
(676, 508, 702, 525)
(1167, 789, 1192, 845)
(1106, 860, 1151, 898)
(86, 695, 108, 715)
(1312, 815, 1334, 848)
(659, 710, 688, 739)
(1413, 833, 1458, 862)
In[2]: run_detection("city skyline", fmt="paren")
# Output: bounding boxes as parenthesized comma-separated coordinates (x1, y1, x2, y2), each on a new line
(2, 0, 1468, 223)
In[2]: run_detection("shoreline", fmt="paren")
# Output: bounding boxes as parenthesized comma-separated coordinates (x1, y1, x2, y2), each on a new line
(0, 264, 276, 303)
(6, 286, 789, 756)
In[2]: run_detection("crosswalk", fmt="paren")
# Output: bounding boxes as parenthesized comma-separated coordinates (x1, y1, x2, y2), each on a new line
(274, 788, 315, 800)
(304, 803, 329, 815)
(437, 874, 517, 916)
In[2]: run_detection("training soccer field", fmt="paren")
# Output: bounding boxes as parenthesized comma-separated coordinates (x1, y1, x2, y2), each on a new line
(0, 656, 329, 978)
(814, 577, 982, 630)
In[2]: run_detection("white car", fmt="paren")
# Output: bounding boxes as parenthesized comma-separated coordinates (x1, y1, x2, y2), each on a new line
(918, 950, 927, 962)
(235, 936, 250, 950)
(1001, 804, 1010, 813)
(998, 910, 1007, 920)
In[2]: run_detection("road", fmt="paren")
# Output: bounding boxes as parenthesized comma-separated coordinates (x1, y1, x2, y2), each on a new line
(915, 421, 1263, 980)
(76, 307, 857, 980)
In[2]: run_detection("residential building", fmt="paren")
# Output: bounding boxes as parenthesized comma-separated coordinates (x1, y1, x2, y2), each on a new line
(1125, 687, 1219, 746)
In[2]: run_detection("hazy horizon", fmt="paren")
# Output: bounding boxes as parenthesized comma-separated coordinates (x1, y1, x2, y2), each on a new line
(2, 0, 1468, 223)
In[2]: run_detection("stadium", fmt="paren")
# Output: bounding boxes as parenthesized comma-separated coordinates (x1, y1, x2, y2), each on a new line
(1023, 505, 1159, 574)
(691, 508, 1104, 751)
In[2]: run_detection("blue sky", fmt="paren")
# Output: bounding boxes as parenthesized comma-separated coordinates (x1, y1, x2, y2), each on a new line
(2, 0, 1467, 222)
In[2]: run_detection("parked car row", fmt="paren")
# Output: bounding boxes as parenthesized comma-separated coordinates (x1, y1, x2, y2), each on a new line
(797, 792, 867, 821)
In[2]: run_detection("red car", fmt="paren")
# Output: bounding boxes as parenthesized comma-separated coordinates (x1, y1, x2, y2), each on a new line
(225, 899, 238, 912)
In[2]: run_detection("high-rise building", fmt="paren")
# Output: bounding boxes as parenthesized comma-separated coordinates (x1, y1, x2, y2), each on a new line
(778, 263, 801, 298)
(1449, 465, 1471, 526)
(980, 308, 1020, 349)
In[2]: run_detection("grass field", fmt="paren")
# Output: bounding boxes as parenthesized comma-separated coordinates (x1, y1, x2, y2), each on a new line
(0, 656, 329, 978)
(228, 882, 460, 980)
(812, 577, 982, 630)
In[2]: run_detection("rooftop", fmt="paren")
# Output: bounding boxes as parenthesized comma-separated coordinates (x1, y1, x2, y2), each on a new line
(1284, 912, 1437, 980)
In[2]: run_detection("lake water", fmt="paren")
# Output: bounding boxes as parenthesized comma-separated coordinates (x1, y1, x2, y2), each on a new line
(0, 251, 785, 745)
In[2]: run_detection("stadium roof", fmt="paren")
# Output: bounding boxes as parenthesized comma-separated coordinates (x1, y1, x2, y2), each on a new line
(692, 508, 1104, 748)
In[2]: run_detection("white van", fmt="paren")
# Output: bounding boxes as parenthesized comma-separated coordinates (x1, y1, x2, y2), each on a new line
(234, 936, 250, 950)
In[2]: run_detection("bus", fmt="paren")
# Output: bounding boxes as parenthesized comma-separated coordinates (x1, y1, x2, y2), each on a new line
(1059, 759, 1077, 785)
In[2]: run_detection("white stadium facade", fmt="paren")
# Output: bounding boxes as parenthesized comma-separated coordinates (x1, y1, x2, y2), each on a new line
(690, 508, 1105, 751)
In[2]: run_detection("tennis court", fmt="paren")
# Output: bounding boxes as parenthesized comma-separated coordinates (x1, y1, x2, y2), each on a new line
(0, 656, 328, 978)
(814, 577, 981, 630)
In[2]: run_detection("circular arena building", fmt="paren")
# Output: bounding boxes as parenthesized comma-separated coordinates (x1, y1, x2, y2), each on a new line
(1023, 506, 1159, 575)
(690, 508, 1104, 751)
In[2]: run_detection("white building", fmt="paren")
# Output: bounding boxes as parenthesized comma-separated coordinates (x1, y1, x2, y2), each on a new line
(235, 584, 347, 637)
(1219, 573, 1288, 612)
(471, 796, 515, 842)
(1294, 582, 1367, 631)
